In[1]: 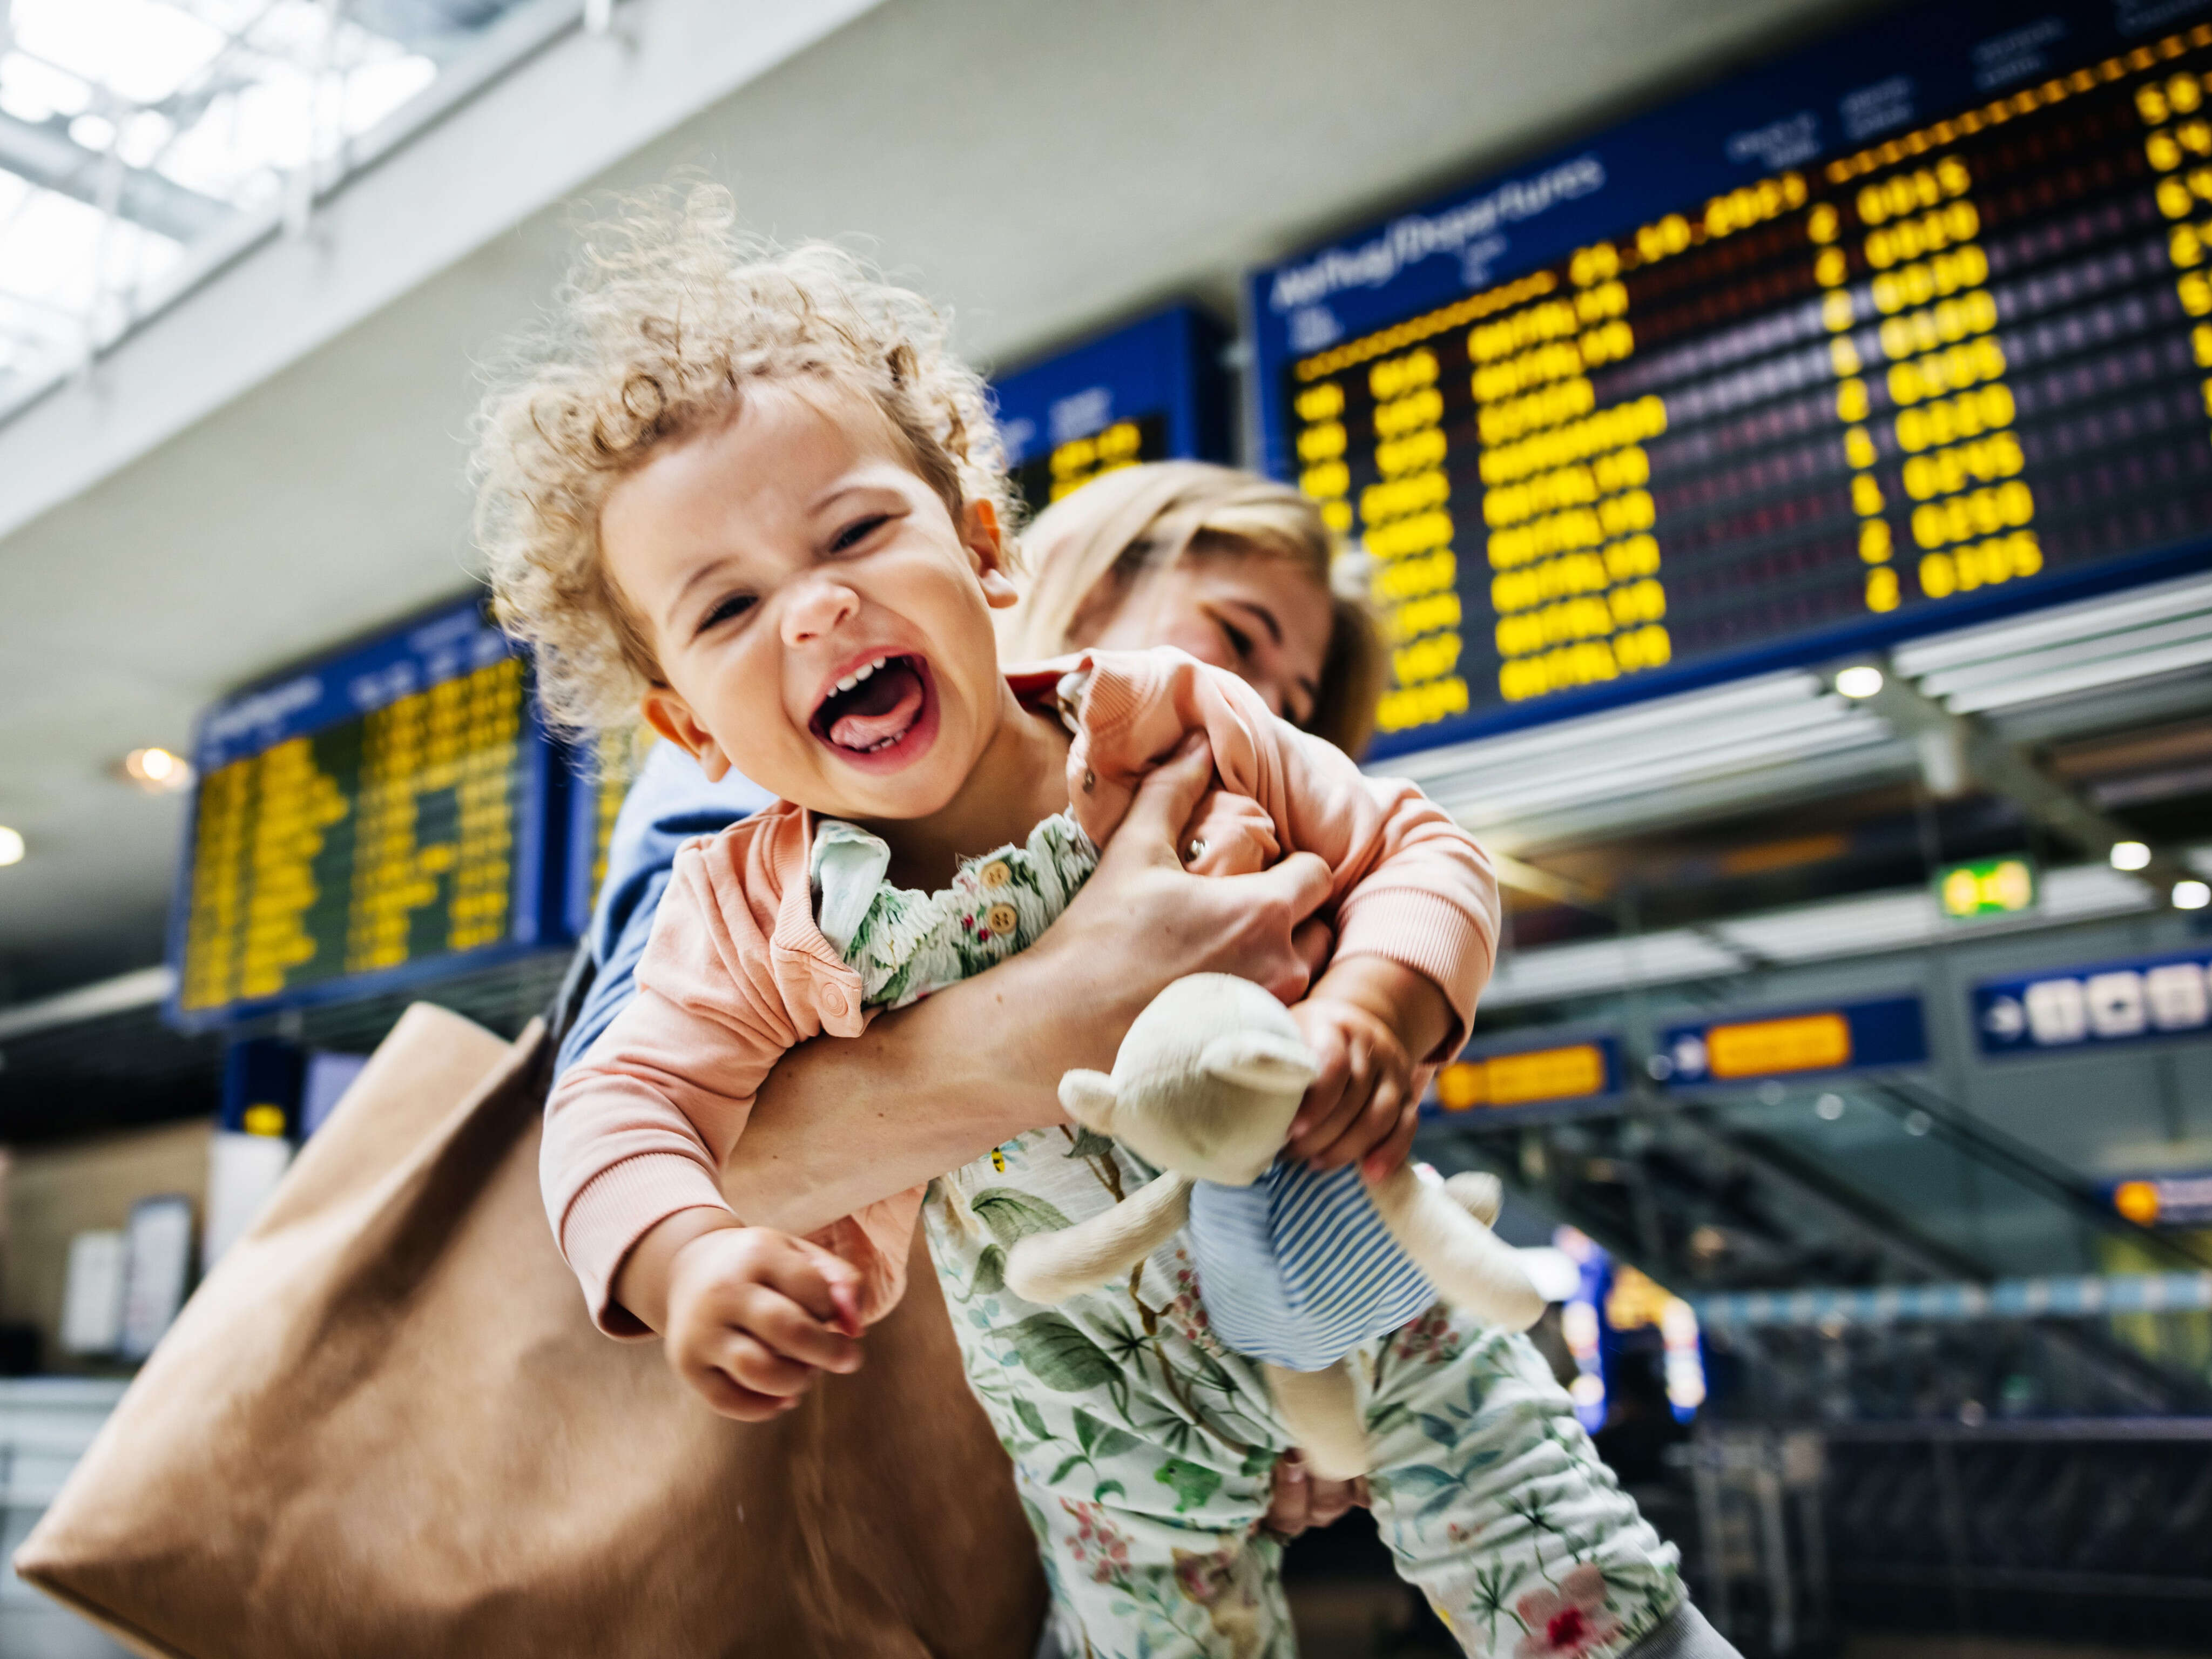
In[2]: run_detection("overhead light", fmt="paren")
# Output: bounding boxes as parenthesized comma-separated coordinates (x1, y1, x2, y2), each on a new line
(120, 747, 194, 793)
(0, 827, 23, 867)
(2110, 840, 2153, 872)
(2176, 880, 2211, 911)
(1833, 664, 1884, 699)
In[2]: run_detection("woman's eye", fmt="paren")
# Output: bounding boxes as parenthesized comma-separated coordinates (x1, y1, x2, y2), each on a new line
(1218, 618, 1253, 659)
(831, 514, 891, 552)
(697, 592, 754, 633)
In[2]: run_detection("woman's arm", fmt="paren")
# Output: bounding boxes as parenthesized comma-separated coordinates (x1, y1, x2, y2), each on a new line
(720, 740, 1334, 1236)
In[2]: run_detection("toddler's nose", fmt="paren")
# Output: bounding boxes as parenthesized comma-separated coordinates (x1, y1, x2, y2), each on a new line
(782, 575, 859, 644)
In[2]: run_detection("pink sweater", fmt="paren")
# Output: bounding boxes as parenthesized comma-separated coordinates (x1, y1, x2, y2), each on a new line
(545, 648, 1500, 1336)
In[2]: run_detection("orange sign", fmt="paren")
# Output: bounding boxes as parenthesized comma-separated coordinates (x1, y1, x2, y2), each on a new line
(1706, 1012, 1852, 1079)
(1437, 1043, 1608, 1110)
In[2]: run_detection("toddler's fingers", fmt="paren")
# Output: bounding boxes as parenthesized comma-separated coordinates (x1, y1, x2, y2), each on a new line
(1301, 1034, 1381, 1169)
(754, 1233, 865, 1334)
(1282, 1047, 1350, 1163)
(679, 1352, 804, 1422)
(1291, 1072, 1371, 1168)
(1360, 1096, 1422, 1185)
(1324, 1068, 1401, 1172)
(736, 1284, 865, 1374)
(719, 1330, 824, 1398)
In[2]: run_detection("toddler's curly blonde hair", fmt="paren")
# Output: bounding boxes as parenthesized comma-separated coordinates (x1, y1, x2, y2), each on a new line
(473, 183, 1013, 738)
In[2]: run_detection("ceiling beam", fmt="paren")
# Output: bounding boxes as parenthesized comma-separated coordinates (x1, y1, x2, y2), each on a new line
(0, 112, 238, 244)
(1862, 667, 2198, 900)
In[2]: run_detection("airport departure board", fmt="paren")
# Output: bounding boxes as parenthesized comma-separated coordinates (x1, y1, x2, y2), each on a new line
(170, 599, 561, 1028)
(1251, 0, 2212, 758)
(996, 304, 1230, 513)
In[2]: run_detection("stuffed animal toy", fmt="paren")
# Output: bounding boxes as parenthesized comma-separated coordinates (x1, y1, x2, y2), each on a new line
(1006, 974, 1547, 1479)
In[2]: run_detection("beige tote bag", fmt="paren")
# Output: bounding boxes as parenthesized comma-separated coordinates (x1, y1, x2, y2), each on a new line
(16, 1002, 1045, 1657)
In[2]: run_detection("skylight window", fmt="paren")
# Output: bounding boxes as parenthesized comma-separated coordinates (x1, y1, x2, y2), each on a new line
(0, 0, 544, 420)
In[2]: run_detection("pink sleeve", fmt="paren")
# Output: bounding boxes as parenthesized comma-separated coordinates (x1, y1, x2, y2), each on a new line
(1075, 651, 1500, 1057)
(541, 841, 916, 1337)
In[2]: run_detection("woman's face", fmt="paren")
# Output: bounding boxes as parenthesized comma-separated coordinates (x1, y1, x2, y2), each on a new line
(1085, 551, 1334, 729)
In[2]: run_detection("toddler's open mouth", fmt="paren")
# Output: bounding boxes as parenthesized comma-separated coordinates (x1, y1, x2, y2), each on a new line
(810, 652, 936, 767)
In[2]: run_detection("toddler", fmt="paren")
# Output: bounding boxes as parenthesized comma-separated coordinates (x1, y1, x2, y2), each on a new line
(480, 190, 1697, 1659)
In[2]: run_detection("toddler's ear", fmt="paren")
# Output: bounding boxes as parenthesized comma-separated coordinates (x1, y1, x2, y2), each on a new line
(965, 500, 1021, 611)
(640, 687, 732, 781)
(1058, 1070, 1120, 1135)
(1199, 1033, 1318, 1095)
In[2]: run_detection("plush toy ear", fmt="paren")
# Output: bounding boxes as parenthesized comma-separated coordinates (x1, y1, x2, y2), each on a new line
(1199, 1032, 1317, 1095)
(1058, 1070, 1120, 1134)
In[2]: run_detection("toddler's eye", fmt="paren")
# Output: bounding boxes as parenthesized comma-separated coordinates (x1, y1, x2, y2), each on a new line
(831, 514, 891, 552)
(697, 592, 754, 634)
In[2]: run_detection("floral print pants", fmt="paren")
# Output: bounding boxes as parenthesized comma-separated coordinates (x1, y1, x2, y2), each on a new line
(924, 1123, 1685, 1659)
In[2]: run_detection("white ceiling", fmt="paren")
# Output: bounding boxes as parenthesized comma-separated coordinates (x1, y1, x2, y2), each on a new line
(0, 0, 1873, 1000)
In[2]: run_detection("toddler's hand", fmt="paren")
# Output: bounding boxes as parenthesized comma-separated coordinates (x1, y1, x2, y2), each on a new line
(663, 1225, 865, 1421)
(1282, 996, 1420, 1182)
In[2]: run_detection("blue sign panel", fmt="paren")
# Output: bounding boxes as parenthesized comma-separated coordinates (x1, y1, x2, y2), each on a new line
(994, 304, 1229, 512)
(168, 597, 568, 1029)
(1249, 1, 2212, 757)
(1660, 995, 1928, 1087)
(1974, 945, 2212, 1056)
(1427, 1031, 1626, 1121)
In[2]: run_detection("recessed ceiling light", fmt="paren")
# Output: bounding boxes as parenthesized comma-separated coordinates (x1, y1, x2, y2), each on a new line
(120, 747, 193, 792)
(2175, 880, 2211, 912)
(1833, 664, 1885, 699)
(2110, 840, 2152, 872)
(0, 827, 23, 867)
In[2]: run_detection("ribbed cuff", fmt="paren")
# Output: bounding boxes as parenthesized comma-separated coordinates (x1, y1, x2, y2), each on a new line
(1620, 1602, 1739, 1659)
(562, 1152, 734, 1338)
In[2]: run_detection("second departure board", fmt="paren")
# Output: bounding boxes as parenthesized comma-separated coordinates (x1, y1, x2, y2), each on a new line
(996, 305, 1231, 514)
(1252, 0, 2212, 757)
(168, 599, 562, 1028)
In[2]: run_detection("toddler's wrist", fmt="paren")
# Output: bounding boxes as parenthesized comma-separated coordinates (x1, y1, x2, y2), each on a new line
(616, 1207, 745, 1336)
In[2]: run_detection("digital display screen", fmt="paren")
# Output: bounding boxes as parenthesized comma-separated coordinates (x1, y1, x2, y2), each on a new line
(995, 303, 1230, 515)
(1252, 1, 2212, 756)
(171, 599, 559, 1027)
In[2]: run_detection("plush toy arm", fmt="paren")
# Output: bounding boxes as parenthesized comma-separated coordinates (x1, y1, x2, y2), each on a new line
(1005, 1171, 1193, 1305)
(1367, 1164, 1546, 1331)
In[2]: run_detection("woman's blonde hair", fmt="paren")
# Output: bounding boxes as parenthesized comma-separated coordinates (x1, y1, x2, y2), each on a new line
(472, 183, 1013, 738)
(1001, 462, 1386, 757)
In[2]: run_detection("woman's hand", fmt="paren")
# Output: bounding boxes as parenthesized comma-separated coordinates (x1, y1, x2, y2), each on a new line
(1032, 736, 1335, 1013)
(1263, 1451, 1370, 1538)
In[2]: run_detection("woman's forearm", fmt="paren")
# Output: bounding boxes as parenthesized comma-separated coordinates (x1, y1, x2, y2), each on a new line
(721, 941, 1100, 1235)
(723, 741, 1336, 1236)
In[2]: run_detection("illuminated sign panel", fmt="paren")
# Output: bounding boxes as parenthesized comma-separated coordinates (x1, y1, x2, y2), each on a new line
(1429, 1034, 1623, 1118)
(1975, 945, 2212, 1054)
(169, 599, 563, 1028)
(1250, 2, 2212, 757)
(994, 305, 1230, 514)
(2110, 1171, 2212, 1225)
(1661, 995, 1928, 1085)
(1935, 852, 2039, 916)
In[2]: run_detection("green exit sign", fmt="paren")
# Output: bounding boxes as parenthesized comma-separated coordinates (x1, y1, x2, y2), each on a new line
(1936, 854, 2038, 919)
